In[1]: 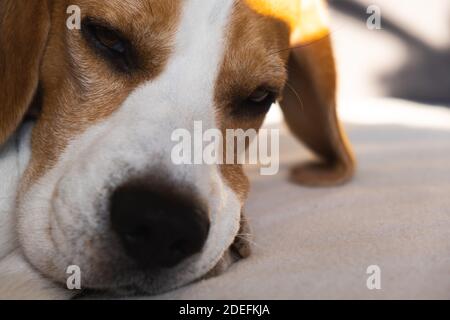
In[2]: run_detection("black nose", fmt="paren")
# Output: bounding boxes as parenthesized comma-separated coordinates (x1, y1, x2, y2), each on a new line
(110, 183, 210, 269)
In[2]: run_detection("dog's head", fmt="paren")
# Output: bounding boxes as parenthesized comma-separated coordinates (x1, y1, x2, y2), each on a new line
(0, 0, 354, 294)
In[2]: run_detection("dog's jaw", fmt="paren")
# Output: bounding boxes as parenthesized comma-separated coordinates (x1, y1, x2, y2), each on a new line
(17, 151, 242, 293)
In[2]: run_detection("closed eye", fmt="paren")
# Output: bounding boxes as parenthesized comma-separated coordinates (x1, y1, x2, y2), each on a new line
(81, 18, 137, 73)
(247, 88, 277, 106)
(232, 87, 278, 118)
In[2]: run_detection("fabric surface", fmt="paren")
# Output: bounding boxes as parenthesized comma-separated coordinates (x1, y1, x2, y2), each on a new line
(151, 98, 450, 300)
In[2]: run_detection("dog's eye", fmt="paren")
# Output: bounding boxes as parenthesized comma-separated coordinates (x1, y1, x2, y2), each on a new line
(232, 87, 277, 118)
(82, 18, 136, 72)
(248, 88, 274, 104)
(91, 25, 126, 54)
(246, 87, 277, 110)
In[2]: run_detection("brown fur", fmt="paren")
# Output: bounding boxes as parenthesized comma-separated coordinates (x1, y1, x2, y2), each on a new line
(6, 0, 182, 188)
(0, 0, 51, 145)
(217, 0, 355, 198)
(281, 35, 355, 185)
(216, 1, 290, 200)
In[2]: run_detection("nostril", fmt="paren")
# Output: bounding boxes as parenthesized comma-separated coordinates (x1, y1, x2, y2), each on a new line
(110, 182, 210, 269)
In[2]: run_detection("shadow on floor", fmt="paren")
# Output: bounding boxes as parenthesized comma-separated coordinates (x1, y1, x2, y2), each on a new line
(329, 0, 450, 105)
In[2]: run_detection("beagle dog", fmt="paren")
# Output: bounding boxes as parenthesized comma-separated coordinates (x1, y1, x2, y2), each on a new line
(0, 0, 354, 297)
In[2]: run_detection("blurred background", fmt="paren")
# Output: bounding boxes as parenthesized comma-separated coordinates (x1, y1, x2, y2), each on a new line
(329, 0, 450, 105)
(266, 0, 450, 128)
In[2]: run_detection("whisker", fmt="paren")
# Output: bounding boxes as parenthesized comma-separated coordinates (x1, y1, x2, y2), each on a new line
(236, 233, 252, 238)
(269, 35, 329, 57)
(268, 16, 351, 58)
(285, 81, 305, 112)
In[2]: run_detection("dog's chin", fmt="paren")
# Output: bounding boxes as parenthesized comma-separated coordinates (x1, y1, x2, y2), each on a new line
(69, 245, 245, 298)
(17, 224, 242, 296)
(19, 240, 243, 297)
(73, 215, 252, 297)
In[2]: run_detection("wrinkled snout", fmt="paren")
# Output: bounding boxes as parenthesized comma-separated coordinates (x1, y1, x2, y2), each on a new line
(110, 182, 210, 269)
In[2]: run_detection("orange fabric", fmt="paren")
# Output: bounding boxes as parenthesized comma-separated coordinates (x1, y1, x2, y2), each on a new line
(245, 0, 330, 43)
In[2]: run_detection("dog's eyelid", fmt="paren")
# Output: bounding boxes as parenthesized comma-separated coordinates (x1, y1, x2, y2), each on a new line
(249, 86, 280, 101)
(93, 26, 126, 52)
(83, 19, 131, 47)
(82, 17, 127, 36)
(81, 17, 139, 73)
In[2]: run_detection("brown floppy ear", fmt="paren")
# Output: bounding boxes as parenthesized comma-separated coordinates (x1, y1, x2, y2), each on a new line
(0, 0, 51, 145)
(279, 0, 355, 186)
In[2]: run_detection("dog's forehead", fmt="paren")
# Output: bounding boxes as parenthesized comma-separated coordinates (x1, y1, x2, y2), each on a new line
(69, 0, 182, 40)
(70, 0, 180, 21)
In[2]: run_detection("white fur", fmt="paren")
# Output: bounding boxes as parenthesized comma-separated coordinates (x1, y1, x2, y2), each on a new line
(0, 124, 70, 299)
(16, 0, 240, 295)
(0, 123, 32, 260)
